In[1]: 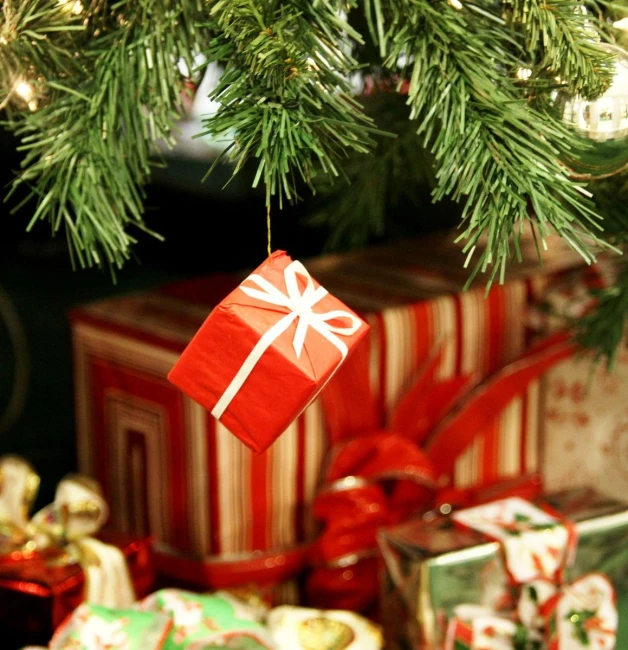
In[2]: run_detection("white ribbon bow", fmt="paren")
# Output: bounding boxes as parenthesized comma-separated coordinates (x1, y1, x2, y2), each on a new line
(212, 260, 363, 420)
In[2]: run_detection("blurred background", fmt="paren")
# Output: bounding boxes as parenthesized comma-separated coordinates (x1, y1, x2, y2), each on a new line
(0, 103, 460, 507)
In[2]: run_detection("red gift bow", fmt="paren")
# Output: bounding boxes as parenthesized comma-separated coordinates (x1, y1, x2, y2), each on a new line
(307, 331, 577, 612)
(155, 331, 575, 608)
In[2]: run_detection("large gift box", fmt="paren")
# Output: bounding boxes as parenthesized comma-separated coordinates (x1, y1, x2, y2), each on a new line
(69, 230, 585, 593)
(378, 488, 628, 650)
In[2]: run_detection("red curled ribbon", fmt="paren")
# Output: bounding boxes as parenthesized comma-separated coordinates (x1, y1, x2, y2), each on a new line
(307, 331, 578, 612)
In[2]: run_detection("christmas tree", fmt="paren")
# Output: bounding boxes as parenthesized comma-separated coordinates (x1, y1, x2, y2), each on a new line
(1, 0, 627, 363)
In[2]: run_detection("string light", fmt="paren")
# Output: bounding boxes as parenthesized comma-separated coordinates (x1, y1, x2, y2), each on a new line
(613, 18, 628, 32)
(516, 67, 532, 81)
(14, 80, 35, 103)
(57, 0, 84, 15)
(12, 80, 39, 111)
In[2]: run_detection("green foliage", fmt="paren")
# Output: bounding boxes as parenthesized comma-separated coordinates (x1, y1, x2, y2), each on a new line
(199, 0, 379, 208)
(309, 91, 441, 250)
(505, 0, 614, 98)
(575, 262, 628, 368)
(364, 0, 614, 285)
(0, 0, 84, 110)
(1, 0, 627, 360)
(2, 0, 207, 270)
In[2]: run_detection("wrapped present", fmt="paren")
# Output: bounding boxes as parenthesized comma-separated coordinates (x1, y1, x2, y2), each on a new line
(49, 604, 173, 650)
(524, 259, 628, 503)
(168, 251, 369, 453)
(378, 488, 628, 650)
(445, 573, 618, 650)
(138, 589, 274, 648)
(542, 344, 628, 504)
(307, 332, 576, 612)
(267, 605, 384, 649)
(27, 588, 383, 650)
(69, 231, 584, 594)
(0, 456, 154, 648)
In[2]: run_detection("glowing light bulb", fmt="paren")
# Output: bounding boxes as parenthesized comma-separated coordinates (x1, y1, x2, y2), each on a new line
(613, 18, 628, 31)
(57, 0, 84, 14)
(14, 80, 35, 103)
(516, 67, 532, 81)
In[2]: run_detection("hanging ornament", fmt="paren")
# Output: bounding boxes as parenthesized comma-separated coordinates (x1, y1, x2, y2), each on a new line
(552, 43, 628, 180)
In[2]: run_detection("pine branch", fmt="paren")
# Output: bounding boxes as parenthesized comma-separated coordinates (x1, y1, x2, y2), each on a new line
(199, 0, 379, 208)
(309, 91, 440, 249)
(3, 0, 206, 270)
(592, 171, 628, 245)
(368, 0, 614, 285)
(507, 0, 615, 98)
(0, 0, 85, 112)
(575, 261, 628, 368)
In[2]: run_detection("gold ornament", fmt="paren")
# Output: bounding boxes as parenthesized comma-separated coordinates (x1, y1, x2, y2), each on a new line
(553, 44, 628, 180)
(297, 617, 356, 650)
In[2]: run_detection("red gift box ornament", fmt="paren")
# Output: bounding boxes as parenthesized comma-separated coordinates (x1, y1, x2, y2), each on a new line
(168, 251, 369, 453)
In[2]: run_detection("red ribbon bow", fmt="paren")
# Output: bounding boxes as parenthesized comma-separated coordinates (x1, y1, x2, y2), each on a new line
(307, 331, 577, 612)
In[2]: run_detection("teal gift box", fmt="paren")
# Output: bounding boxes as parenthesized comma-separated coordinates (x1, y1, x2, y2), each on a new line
(378, 488, 628, 650)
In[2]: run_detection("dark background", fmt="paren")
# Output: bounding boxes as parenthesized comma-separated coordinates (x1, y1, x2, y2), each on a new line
(0, 124, 321, 507)
(0, 123, 459, 507)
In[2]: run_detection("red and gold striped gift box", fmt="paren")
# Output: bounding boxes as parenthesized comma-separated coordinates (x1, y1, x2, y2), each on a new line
(69, 231, 585, 596)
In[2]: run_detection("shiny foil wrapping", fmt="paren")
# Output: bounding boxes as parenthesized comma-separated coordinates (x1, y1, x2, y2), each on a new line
(0, 531, 154, 649)
(378, 488, 628, 650)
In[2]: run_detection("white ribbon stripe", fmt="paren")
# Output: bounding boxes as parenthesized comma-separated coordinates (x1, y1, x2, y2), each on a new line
(211, 260, 363, 420)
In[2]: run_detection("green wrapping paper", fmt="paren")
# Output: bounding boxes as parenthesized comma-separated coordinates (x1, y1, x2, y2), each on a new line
(49, 604, 173, 650)
(378, 488, 628, 650)
(45, 591, 274, 650)
(25, 589, 385, 650)
(138, 590, 275, 649)
(28, 589, 383, 650)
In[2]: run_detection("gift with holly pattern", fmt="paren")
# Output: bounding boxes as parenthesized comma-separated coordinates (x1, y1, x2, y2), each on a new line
(22, 588, 384, 650)
(378, 489, 628, 650)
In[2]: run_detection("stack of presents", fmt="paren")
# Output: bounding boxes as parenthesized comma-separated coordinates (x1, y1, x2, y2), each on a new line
(1, 229, 627, 649)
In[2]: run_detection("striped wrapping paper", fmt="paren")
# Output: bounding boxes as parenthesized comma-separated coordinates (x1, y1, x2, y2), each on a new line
(69, 233, 586, 591)
(313, 265, 541, 488)
(71, 295, 327, 559)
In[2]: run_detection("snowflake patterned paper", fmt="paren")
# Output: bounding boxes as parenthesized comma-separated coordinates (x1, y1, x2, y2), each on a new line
(543, 350, 628, 502)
